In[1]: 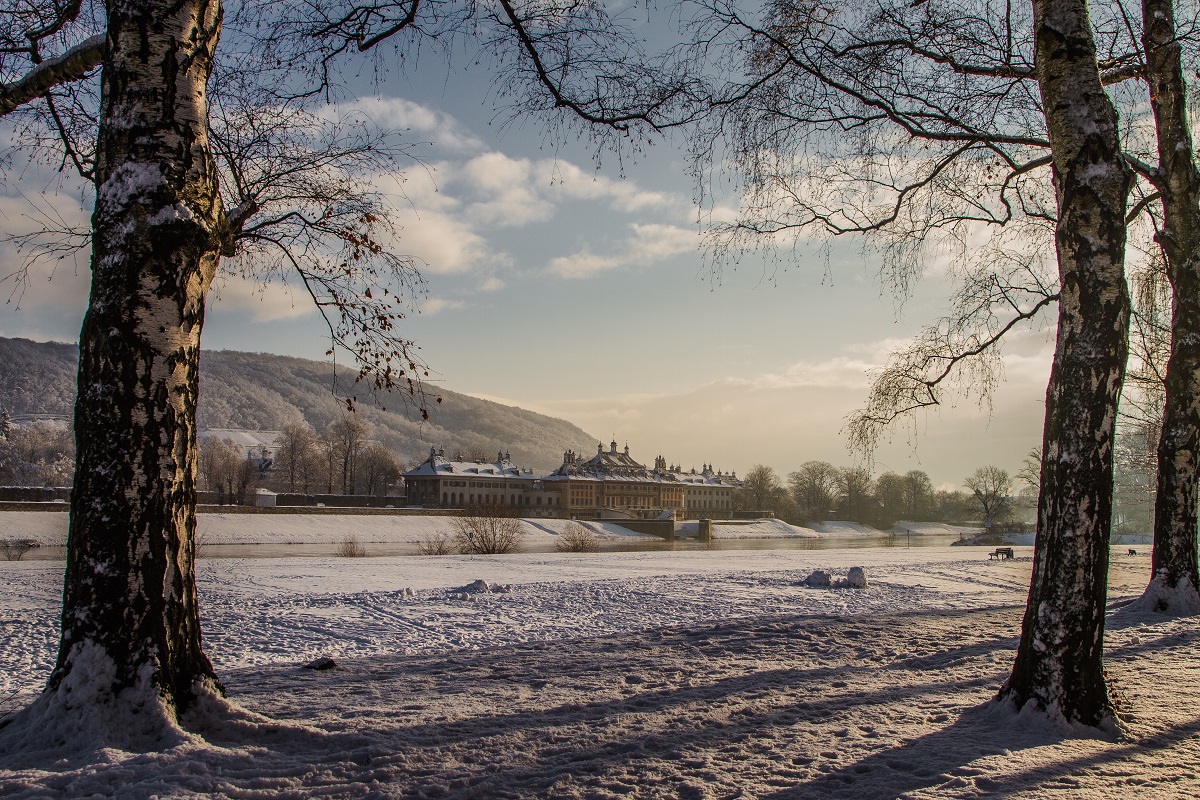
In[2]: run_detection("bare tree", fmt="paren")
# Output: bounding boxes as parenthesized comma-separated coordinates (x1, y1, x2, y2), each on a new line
(965, 466, 1013, 527)
(327, 414, 370, 495)
(0, 421, 74, 487)
(835, 467, 874, 523)
(873, 472, 907, 527)
(901, 470, 936, 521)
(0, 539, 39, 561)
(555, 521, 601, 553)
(273, 422, 321, 494)
(357, 443, 400, 496)
(738, 464, 786, 513)
(787, 460, 839, 521)
(199, 438, 248, 504)
(1003, 0, 1132, 727)
(453, 504, 524, 555)
(1137, 0, 1200, 612)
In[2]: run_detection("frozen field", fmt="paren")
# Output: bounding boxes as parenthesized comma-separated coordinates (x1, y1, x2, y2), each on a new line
(0, 537, 1196, 798)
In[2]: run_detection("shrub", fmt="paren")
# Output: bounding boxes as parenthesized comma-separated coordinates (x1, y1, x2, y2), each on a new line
(555, 522, 600, 553)
(0, 538, 38, 561)
(415, 531, 457, 555)
(453, 503, 523, 555)
(335, 535, 367, 557)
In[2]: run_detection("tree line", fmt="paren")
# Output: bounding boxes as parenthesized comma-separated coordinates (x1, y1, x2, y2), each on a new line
(199, 418, 403, 502)
(737, 462, 1025, 530)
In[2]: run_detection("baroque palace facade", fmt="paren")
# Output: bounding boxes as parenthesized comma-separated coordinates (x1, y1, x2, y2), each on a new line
(403, 440, 741, 520)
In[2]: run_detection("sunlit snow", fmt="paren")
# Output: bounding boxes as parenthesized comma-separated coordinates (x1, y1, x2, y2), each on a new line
(1, 517, 1196, 798)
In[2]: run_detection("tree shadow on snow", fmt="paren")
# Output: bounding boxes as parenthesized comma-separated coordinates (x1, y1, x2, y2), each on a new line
(759, 702, 1200, 800)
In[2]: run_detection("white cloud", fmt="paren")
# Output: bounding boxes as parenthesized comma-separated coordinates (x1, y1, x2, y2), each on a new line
(421, 298, 467, 315)
(717, 356, 877, 391)
(547, 223, 699, 279)
(340, 97, 484, 153)
(531, 160, 678, 214)
(208, 274, 314, 322)
(460, 153, 554, 227)
(388, 206, 492, 275)
(548, 251, 623, 280)
(478, 277, 506, 292)
(628, 223, 699, 262)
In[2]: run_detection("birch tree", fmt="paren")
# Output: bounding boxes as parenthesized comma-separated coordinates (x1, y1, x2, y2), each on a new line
(689, 0, 1133, 725)
(0, 0, 693, 741)
(1138, 0, 1200, 612)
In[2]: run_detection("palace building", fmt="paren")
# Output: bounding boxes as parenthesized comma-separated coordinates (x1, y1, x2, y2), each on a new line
(402, 448, 543, 509)
(402, 440, 741, 520)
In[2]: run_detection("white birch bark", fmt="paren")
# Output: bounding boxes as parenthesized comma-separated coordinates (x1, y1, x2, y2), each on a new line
(1002, 0, 1132, 728)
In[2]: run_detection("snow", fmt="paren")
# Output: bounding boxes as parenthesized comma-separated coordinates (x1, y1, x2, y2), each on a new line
(1, 534, 1196, 797)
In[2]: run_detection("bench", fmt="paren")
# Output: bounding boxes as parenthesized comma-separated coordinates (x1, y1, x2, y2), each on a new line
(989, 547, 1015, 561)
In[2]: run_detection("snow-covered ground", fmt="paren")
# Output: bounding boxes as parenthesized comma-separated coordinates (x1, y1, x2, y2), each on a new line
(1, 540, 1194, 798)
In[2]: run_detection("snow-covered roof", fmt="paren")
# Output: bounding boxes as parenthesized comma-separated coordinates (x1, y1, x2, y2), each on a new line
(403, 447, 537, 480)
(545, 441, 741, 487)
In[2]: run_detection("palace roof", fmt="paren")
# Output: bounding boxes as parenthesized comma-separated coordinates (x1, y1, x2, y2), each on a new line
(544, 440, 740, 487)
(403, 447, 536, 480)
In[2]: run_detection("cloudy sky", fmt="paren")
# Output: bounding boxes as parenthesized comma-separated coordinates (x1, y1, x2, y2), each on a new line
(0, 56, 1051, 489)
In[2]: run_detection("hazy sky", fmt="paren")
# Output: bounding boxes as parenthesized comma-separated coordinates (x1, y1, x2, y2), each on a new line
(0, 53, 1051, 490)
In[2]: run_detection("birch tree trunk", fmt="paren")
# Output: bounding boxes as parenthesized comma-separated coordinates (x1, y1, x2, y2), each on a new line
(1001, 0, 1131, 727)
(47, 0, 226, 717)
(1141, 0, 1200, 614)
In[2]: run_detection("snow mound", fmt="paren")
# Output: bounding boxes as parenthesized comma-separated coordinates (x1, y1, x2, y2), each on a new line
(806, 521, 886, 537)
(803, 567, 867, 589)
(1117, 571, 1200, 616)
(803, 570, 831, 587)
(844, 566, 868, 589)
(710, 519, 819, 539)
(890, 521, 983, 538)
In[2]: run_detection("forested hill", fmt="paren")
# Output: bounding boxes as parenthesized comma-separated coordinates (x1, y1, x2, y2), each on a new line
(0, 337, 596, 473)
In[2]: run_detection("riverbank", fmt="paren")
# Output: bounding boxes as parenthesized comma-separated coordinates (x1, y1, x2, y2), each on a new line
(0, 510, 979, 552)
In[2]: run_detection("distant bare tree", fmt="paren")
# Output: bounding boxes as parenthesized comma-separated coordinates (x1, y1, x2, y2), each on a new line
(555, 522, 600, 553)
(357, 443, 400, 497)
(453, 504, 523, 555)
(328, 415, 369, 495)
(0, 539, 39, 561)
(739, 464, 785, 513)
(415, 532, 457, 556)
(836, 467, 874, 523)
(0, 421, 73, 487)
(873, 472, 907, 527)
(199, 438, 255, 504)
(274, 422, 320, 494)
(788, 461, 839, 521)
(934, 490, 972, 524)
(901, 471, 936, 521)
(965, 466, 1013, 527)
